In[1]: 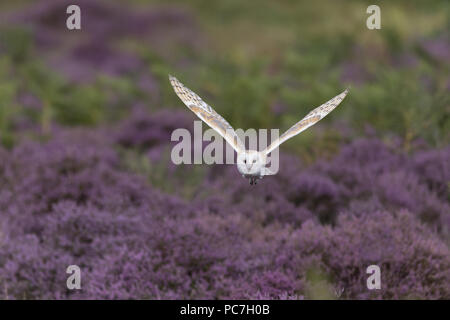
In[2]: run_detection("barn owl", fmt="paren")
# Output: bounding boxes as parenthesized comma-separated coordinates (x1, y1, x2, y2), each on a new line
(169, 75, 349, 185)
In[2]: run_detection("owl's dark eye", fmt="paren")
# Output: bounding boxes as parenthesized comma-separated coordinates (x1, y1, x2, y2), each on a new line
(244, 159, 246, 163)
(253, 159, 256, 163)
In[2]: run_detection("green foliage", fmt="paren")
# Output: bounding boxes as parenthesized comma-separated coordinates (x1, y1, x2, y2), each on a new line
(304, 267, 336, 300)
(120, 147, 207, 200)
(0, 57, 20, 148)
(0, 0, 448, 151)
(0, 27, 33, 63)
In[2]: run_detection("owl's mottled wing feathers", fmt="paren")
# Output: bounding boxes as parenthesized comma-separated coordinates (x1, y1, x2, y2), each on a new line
(169, 75, 244, 153)
(264, 89, 349, 155)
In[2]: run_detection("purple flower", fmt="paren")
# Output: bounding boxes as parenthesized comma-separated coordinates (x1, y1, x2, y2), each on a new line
(0, 122, 448, 299)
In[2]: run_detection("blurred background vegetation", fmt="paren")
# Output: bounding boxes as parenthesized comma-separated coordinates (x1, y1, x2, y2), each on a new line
(0, 0, 448, 157)
(0, 0, 448, 300)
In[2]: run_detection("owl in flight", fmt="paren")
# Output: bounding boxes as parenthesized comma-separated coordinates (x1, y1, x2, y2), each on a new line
(169, 75, 349, 185)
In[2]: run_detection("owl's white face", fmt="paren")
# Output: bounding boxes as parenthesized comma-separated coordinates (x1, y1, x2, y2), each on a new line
(237, 150, 265, 177)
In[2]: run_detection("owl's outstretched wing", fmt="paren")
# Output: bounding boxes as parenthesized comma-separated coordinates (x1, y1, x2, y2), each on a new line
(263, 89, 349, 155)
(169, 75, 244, 153)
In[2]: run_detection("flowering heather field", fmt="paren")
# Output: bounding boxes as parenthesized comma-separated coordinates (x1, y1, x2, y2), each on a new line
(0, 0, 449, 299)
